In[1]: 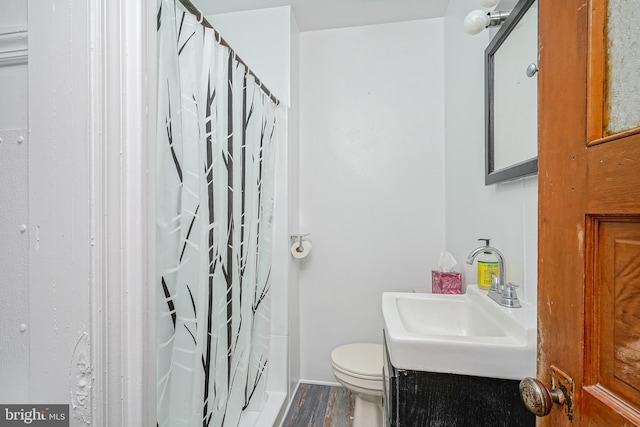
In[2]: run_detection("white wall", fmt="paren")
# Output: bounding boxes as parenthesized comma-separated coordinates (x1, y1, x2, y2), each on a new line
(0, 0, 28, 403)
(208, 7, 291, 107)
(0, 0, 101, 414)
(0, 0, 26, 28)
(299, 19, 446, 383)
(27, 0, 93, 407)
(443, 0, 538, 304)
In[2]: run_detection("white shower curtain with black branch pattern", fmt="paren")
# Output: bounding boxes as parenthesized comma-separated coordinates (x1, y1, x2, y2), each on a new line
(157, 1, 277, 425)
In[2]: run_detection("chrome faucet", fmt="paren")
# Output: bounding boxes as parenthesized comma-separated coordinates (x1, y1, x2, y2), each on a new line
(466, 240, 521, 308)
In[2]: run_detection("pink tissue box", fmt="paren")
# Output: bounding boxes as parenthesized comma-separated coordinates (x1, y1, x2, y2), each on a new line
(431, 271, 463, 294)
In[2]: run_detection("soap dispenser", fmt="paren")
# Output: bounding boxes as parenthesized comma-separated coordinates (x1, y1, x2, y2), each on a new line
(475, 238, 499, 290)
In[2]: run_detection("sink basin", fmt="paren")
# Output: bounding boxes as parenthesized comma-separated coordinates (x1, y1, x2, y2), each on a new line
(382, 285, 536, 380)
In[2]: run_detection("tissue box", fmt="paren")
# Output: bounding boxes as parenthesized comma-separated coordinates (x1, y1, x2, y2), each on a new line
(431, 271, 462, 294)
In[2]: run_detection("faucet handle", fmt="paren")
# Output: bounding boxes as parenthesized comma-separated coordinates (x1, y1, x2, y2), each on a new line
(502, 282, 521, 308)
(490, 272, 500, 291)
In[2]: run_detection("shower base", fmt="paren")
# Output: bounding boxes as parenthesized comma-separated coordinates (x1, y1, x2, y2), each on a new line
(239, 391, 287, 427)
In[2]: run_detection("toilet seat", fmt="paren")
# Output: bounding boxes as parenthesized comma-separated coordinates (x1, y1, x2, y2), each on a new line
(331, 343, 383, 381)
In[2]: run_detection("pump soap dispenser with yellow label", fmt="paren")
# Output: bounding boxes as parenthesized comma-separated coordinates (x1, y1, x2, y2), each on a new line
(472, 238, 500, 290)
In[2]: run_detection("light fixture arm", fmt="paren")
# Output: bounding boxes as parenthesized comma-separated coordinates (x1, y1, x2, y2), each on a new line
(488, 11, 510, 27)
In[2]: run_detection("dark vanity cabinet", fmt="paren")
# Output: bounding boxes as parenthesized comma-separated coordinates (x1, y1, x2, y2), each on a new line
(382, 333, 534, 427)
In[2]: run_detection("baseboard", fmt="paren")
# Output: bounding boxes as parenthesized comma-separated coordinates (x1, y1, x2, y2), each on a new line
(298, 379, 342, 387)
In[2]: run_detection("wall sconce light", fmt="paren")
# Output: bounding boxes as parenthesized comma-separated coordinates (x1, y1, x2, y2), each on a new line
(463, 9, 510, 35)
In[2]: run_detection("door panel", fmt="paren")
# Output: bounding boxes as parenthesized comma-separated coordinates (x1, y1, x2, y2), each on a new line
(587, 136, 640, 213)
(585, 218, 640, 421)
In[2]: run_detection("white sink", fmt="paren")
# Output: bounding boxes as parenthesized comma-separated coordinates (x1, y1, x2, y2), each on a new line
(382, 285, 536, 380)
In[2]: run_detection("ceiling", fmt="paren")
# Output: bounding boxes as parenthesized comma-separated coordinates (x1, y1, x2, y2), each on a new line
(190, 0, 451, 32)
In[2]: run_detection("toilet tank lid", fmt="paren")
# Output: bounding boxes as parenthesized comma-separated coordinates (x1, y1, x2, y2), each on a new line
(331, 343, 383, 379)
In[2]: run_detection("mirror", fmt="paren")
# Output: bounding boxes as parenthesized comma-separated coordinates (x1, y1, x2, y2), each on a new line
(485, 0, 538, 185)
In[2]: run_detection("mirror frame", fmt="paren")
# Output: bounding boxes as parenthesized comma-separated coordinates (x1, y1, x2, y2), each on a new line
(485, 0, 538, 185)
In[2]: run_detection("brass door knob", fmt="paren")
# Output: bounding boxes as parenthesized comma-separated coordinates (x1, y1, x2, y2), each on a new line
(519, 377, 566, 417)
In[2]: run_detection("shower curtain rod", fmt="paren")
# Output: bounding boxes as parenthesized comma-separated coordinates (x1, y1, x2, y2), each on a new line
(178, 0, 281, 106)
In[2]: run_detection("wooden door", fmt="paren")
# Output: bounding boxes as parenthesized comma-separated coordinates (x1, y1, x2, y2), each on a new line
(538, 0, 640, 424)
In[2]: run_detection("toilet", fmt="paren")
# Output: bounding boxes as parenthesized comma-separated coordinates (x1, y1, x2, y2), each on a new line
(331, 343, 384, 427)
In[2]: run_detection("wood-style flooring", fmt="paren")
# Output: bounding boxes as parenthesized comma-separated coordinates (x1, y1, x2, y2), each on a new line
(281, 384, 354, 427)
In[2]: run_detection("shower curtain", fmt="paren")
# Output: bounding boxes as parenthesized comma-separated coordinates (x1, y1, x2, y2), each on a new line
(156, 1, 278, 425)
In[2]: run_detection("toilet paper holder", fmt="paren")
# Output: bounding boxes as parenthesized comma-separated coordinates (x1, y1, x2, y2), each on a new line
(289, 234, 312, 259)
(290, 233, 310, 247)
